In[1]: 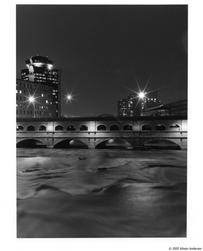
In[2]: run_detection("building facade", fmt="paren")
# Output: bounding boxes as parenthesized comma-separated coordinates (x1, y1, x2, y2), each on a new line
(17, 56, 61, 118)
(21, 55, 60, 85)
(118, 91, 161, 117)
(118, 95, 141, 117)
(163, 100, 187, 116)
(142, 100, 187, 117)
(143, 91, 161, 111)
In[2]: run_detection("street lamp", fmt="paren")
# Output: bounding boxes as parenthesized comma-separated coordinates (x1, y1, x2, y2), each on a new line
(137, 91, 147, 116)
(138, 91, 146, 99)
(28, 95, 36, 118)
(28, 96, 35, 103)
(66, 93, 73, 102)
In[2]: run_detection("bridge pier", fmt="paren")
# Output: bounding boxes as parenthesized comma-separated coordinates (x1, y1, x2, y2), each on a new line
(47, 145, 54, 149)
(87, 139, 96, 149)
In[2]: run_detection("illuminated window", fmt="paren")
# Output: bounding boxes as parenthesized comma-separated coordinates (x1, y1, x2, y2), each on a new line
(46, 100, 48, 104)
(41, 93, 44, 97)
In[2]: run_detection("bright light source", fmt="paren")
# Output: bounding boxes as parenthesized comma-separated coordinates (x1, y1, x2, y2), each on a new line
(66, 94, 73, 102)
(47, 64, 53, 70)
(33, 62, 43, 67)
(138, 92, 146, 99)
(28, 96, 35, 103)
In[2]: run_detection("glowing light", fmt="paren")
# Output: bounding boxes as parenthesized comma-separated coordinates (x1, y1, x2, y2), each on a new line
(47, 64, 53, 70)
(138, 92, 146, 99)
(28, 65, 34, 74)
(33, 62, 43, 67)
(28, 96, 35, 103)
(66, 93, 73, 102)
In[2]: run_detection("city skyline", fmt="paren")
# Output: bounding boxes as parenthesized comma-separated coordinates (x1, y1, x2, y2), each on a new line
(16, 4, 188, 239)
(17, 5, 187, 117)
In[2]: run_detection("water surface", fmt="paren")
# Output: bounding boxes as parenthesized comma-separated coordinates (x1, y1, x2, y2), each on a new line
(17, 149, 187, 237)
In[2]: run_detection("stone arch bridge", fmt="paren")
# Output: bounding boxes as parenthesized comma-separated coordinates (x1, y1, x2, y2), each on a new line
(16, 116, 187, 149)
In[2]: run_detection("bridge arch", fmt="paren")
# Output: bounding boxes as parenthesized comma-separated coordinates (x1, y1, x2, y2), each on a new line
(54, 138, 88, 149)
(123, 124, 133, 130)
(80, 125, 88, 131)
(142, 124, 152, 131)
(17, 139, 46, 148)
(55, 125, 64, 131)
(95, 138, 132, 149)
(144, 139, 181, 150)
(39, 125, 46, 131)
(110, 124, 120, 131)
(97, 124, 106, 131)
(27, 125, 35, 131)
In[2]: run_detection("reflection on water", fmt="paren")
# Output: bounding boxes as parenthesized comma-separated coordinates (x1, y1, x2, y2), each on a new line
(17, 149, 187, 238)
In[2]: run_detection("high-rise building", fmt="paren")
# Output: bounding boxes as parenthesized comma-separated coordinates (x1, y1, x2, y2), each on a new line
(118, 91, 162, 117)
(21, 55, 60, 85)
(143, 91, 161, 111)
(118, 95, 141, 117)
(17, 55, 61, 118)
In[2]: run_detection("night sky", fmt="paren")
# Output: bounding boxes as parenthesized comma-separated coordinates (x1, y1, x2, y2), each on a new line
(17, 5, 187, 117)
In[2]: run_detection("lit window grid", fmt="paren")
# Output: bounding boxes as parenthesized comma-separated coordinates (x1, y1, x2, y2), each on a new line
(16, 79, 60, 118)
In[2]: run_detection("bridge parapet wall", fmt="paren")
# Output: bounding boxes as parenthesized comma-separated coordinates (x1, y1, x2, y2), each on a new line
(17, 117, 187, 132)
(16, 116, 187, 149)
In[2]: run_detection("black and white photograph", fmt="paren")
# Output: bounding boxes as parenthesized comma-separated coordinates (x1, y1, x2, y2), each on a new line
(16, 4, 188, 238)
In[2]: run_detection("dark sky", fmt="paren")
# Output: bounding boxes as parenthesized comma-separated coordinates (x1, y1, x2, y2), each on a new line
(17, 5, 187, 117)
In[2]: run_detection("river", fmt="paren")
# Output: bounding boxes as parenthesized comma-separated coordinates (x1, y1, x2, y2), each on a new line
(17, 149, 187, 237)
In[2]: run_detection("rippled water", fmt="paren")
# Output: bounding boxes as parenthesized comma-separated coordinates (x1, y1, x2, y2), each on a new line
(17, 149, 187, 238)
